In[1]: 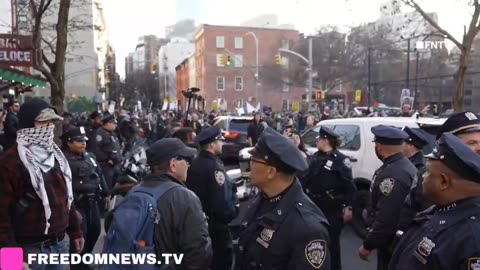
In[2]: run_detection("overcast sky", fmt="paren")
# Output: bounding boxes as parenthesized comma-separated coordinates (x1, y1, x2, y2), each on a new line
(0, 0, 473, 77)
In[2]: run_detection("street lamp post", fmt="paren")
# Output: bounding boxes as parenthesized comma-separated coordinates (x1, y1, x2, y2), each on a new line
(245, 32, 259, 103)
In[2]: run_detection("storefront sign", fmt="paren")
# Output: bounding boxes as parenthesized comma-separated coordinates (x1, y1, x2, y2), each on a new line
(0, 34, 34, 67)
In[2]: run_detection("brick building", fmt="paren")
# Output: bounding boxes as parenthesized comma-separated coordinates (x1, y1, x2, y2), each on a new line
(177, 24, 304, 112)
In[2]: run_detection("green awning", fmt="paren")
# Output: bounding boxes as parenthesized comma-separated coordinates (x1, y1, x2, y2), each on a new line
(0, 67, 48, 88)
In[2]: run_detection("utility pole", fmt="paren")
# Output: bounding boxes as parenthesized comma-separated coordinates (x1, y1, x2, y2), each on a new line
(308, 37, 313, 111)
(406, 38, 411, 89)
(367, 47, 372, 108)
(414, 51, 419, 109)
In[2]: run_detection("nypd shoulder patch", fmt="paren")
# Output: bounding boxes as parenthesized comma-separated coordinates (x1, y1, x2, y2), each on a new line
(305, 240, 327, 269)
(96, 135, 102, 142)
(214, 170, 226, 186)
(379, 178, 395, 196)
(468, 257, 480, 270)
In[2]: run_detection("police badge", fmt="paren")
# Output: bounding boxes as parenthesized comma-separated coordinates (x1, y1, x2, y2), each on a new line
(214, 170, 226, 186)
(379, 178, 395, 196)
(414, 237, 435, 264)
(305, 240, 326, 269)
(468, 257, 480, 270)
(256, 228, 275, 248)
(343, 158, 352, 169)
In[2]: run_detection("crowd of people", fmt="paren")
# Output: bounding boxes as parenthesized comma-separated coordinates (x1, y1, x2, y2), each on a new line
(0, 97, 479, 270)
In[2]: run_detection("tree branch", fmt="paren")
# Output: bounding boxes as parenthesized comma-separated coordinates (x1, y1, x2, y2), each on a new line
(402, 0, 463, 48)
(42, 53, 54, 70)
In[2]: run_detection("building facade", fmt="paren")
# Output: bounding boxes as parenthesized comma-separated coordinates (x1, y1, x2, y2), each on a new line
(192, 24, 303, 112)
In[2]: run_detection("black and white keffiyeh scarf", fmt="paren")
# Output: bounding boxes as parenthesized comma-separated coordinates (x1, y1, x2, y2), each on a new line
(16, 124, 73, 235)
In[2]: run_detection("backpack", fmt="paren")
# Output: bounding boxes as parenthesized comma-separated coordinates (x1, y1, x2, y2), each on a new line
(104, 180, 180, 269)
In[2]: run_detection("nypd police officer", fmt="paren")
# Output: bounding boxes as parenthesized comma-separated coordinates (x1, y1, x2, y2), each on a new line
(402, 126, 428, 170)
(302, 126, 355, 270)
(61, 127, 109, 268)
(186, 126, 238, 270)
(358, 125, 417, 270)
(235, 127, 331, 270)
(398, 111, 480, 233)
(389, 133, 480, 270)
(92, 114, 122, 191)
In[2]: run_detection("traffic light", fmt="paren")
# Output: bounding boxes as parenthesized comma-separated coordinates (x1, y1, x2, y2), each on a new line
(275, 54, 282, 65)
(226, 55, 231, 66)
(150, 64, 157, 74)
(316, 91, 323, 101)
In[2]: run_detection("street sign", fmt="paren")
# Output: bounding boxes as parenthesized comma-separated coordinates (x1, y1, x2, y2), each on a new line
(292, 102, 300, 112)
(355, 89, 362, 103)
(0, 34, 34, 67)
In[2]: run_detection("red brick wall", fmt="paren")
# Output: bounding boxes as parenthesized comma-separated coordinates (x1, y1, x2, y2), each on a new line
(176, 60, 189, 110)
(195, 25, 304, 112)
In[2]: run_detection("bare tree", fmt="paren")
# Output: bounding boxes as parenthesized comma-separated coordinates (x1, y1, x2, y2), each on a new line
(399, 0, 480, 111)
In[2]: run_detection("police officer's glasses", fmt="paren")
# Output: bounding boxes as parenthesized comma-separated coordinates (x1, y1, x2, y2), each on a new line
(249, 157, 270, 166)
(173, 156, 190, 165)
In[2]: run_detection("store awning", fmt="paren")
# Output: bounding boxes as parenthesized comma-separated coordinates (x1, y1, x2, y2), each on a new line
(0, 67, 48, 88)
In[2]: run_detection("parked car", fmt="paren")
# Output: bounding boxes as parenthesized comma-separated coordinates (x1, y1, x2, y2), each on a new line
(213, 116, 253, 159)
(301, 116, 446, 237)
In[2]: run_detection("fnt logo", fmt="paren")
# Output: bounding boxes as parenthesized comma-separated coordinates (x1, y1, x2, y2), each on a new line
(415, 41, 446, 50)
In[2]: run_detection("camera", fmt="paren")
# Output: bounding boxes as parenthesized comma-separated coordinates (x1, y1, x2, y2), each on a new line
(182, 87, 200, 99)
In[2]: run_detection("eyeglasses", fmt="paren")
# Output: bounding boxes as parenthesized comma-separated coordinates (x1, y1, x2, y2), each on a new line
(173, 156, 190, 165)
(249, 157, 270, 166)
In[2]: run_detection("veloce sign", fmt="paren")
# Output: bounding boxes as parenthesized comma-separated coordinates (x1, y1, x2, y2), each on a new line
(0, 34, 34, 67)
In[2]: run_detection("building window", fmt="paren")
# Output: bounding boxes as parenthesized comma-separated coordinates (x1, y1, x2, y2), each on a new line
(216, 36, 225, 48)
(282, 99, 289, 111)
(282, 79, 290, 92)
(216, 54, 225, 67)
(281, 39, 290, 49)
(216, 76, 225, 91)
(234, 55, 243, 67)
(235, 76, 243, 91)
(465, 98, 472, 106)
(235, 37, 243, 49)
(466, 89, 473, 96)
(466, 78, 473, 85)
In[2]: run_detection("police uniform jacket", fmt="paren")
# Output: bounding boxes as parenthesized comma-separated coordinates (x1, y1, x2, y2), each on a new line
(64, 150, 109, 197)
(364, 152, 417, 251)
(408, 151, 425, 171)
(302, 149, 355, 212)
(92, 127, 121, 165)
(235, 180, 331, 270)
(389, 197, 480, 270)
(186, 150, 237, 225)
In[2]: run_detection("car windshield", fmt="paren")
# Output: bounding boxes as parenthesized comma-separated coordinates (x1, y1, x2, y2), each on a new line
(229, 119, 252, 133)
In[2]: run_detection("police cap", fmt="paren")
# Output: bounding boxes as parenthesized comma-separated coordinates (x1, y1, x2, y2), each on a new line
(426, 133, 480, 183)
(248, 127, 308, 172)
(147, 138, 197, 167)
(402, 126, 429, 148)
(317, 126, 339, 139)
(61, 126, 88, 142)
(371, 125, 409, 145)
(102, 113, 117, 124)
(437, 111, 480, 139)
(89, 111, 102, 119)
(194, 126, 224, 145)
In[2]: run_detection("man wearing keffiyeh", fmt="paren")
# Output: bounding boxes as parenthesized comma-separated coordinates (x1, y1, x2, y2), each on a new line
(0, 98, 84, 270)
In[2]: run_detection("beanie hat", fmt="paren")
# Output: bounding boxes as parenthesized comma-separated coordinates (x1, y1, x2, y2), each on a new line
(18, 98, 59, 129)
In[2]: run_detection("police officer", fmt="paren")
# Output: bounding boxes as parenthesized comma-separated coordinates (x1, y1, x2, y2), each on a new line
(61, 127, 109, 270)
(302, 126, 355, 270)
(398, 111, 480, 233)
(402, 126, 428, 170)
(85, 111, 102, 153)
(389, 133, 480, 270)
(92, 114, 122, 191)
(186, 126, 238, 270)
(358, 125, 417, 270)
(235, 127, 331, 270)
